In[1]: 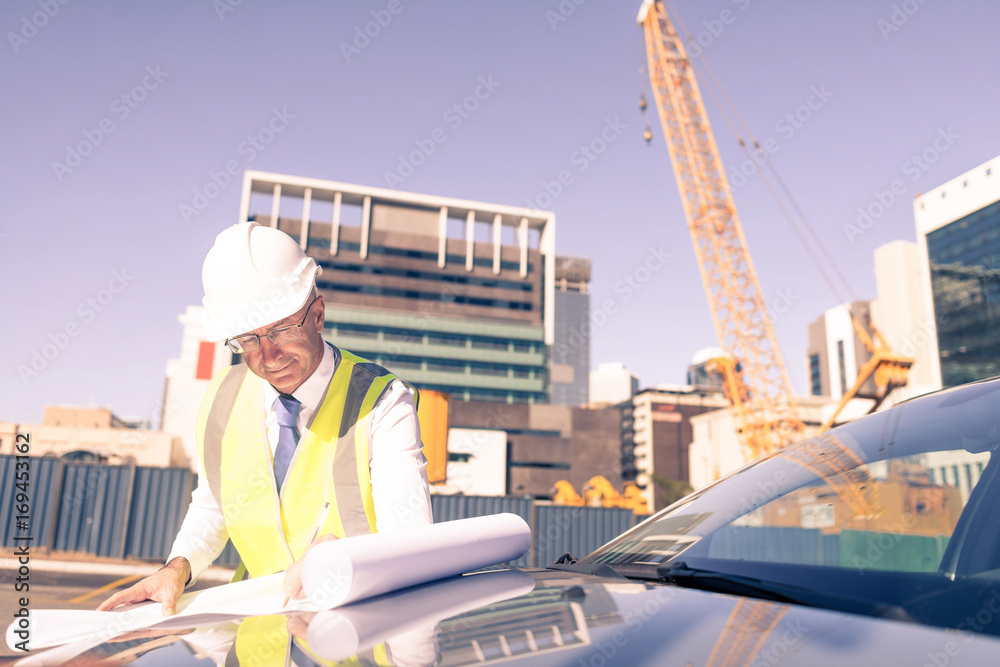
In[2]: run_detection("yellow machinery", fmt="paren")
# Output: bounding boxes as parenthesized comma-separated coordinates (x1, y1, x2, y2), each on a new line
(553, 480, 586, 506)
(554, 476, 649, 514)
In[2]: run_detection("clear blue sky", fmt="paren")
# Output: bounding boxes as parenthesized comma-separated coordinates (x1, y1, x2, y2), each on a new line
(3, 0, 999, 425)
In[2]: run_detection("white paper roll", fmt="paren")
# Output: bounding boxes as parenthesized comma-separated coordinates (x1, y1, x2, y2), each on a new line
(301, 513, 531, 610)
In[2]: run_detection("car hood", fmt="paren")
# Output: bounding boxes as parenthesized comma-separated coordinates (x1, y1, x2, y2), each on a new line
(295, 566, 1000, 665)
(32, 566, 1000, 665)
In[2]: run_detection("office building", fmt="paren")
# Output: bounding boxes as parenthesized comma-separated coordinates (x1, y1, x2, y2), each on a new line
(621, 385, 729, 512)
(915, 155, 1000, 387)
(448, 400, 622, 498)
(551, 256, 591, 406)
(239, 170, 556, 405)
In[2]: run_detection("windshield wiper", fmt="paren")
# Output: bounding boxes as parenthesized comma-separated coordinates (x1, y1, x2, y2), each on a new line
(618, 560, 914, 622)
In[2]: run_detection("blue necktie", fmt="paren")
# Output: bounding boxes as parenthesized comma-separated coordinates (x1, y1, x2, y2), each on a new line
(273, 394, 301, 490)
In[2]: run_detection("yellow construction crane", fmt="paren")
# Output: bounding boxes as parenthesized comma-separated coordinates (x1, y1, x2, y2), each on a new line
(637, 1, 912, 458)
(637, 0, 805, 461)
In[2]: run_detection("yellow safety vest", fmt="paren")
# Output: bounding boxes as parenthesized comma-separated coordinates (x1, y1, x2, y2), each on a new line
(196, 349, 403, 578)
(227, 616, 392, 667)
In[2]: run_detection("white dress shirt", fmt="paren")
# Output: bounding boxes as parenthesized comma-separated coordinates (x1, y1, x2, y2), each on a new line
(167, 342, 433, 582)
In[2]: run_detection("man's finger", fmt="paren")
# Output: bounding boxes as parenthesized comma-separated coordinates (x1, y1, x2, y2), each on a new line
(97, 589, 132, 612)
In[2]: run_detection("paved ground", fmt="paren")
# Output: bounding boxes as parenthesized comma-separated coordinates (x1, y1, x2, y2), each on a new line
(0, 555, 234, 665)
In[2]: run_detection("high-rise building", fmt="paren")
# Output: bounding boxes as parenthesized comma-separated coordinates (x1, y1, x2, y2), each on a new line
(239, 170, 557, 404)
(589, 362, 639, 406)
(870, 240, 939, 398)
(551, 256, 591, 406)
(621, 385, 728, 512)
(915, 155, 1000, 388)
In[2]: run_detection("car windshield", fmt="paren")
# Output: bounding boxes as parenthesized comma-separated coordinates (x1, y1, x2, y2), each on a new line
(580, 378, 1000, 636)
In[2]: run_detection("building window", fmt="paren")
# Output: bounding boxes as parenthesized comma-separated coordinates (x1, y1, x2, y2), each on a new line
(837, 340, 847, 396)
(809, 353, 822, 396)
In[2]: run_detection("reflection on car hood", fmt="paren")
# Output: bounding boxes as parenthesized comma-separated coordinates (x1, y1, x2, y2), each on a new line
(71, 567, 1000, 665)
(418, 568, 1000, 666)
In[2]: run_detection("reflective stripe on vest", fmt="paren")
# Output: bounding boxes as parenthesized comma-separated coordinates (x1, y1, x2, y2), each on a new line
(196, 350, 400, 578)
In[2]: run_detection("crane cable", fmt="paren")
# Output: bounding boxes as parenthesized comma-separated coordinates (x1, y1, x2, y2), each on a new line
(661, 0, 857, 307)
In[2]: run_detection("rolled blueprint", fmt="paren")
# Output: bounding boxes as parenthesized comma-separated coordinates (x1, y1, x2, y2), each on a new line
(306, 568, 535, 661)
(7, 514, 531, 653)
(301, 513, 532, 610)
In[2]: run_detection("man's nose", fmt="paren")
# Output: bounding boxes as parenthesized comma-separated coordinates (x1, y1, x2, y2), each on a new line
(259, 336, 283, 364)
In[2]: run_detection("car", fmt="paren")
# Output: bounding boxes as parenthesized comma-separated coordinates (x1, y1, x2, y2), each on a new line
(14, 377, 1000, 665)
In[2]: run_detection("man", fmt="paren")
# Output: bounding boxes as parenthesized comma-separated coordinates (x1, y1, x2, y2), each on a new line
(100, 221, 433, 615)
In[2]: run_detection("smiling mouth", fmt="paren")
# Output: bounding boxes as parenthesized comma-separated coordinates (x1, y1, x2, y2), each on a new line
(267, 361, 293, 375)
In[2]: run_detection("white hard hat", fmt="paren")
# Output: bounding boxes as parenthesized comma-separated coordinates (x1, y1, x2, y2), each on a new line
(201, 222, 322, 342)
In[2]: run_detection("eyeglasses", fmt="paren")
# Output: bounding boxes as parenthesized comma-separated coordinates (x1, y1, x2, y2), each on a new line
(225, 297, 320, 354)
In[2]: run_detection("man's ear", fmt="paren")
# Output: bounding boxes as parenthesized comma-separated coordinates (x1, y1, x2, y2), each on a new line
(312, 295, 325, 332)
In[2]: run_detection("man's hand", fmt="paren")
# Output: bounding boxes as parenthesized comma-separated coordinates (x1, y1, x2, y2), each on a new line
(283, 533, 338, 604)
(97, 556, 191, 616)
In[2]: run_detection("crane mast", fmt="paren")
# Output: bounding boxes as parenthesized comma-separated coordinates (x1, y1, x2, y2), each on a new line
(638, 0, 804, 459)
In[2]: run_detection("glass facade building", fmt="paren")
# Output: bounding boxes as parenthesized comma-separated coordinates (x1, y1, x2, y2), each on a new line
(926, 199, 1000, 386)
